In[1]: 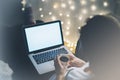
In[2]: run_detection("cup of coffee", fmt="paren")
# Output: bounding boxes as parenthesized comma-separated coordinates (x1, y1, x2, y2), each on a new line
(59, 54, 69, 67)
(59, 54, 69, 63)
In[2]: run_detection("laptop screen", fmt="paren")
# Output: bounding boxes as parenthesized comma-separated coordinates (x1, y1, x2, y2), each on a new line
(24, 21, 63, 52)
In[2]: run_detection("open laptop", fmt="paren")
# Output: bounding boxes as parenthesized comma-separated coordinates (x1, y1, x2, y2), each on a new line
(22, 20, 72, 74)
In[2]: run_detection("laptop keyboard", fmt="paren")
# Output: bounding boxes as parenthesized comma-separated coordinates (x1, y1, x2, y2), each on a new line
(33, 48, 68, 64)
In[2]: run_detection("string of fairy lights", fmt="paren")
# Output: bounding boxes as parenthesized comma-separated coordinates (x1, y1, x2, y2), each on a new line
(21, 0, 112, 53)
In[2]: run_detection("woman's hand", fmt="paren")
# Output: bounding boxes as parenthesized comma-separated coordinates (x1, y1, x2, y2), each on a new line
(54, 55, 69, 80)
(68, 54, 92, 73)
(68, 53, 86, 67)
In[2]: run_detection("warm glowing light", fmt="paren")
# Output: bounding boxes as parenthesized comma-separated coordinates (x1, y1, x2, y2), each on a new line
(37, 0, 110, 53)
(61, 21, 64, 24)
(51, 16, 56, 20)
(66, 31, 70, 36)
(42, 0, 45, 2)
(67, 43, 71, 47)
(66, 27, 70, 30)
(78, 26, 81, 29)
(66, 40, 70, 43)
(99, 12, 105, 15)
(91, 5, 97, 11)
(49, 12, 52, 15)
(66, 14, 70, 17)
(67, 21, 70, 25)
(68, 1, 72, 5)
(74, 43, 77, 47)
(82, 9, 87, 14)
(21, 0, 26, 5)
(70, 5, 75, 10)
(40, 14, 44, 18)
(39, 8, 43, 11)
(61, 3, 66, 8)
(21, 0, 26, 10)
(22, 8, 25, 11)
(71, 43, 74, 47)
(103, 1, 109, 7)
(53, 3, 59, 9)
(78, 16, 83, 21)
(59, 13, 63, 16)
(89, 15, 94, 19)
(70, 48, 73, 51)
(80, 0, 87, 5)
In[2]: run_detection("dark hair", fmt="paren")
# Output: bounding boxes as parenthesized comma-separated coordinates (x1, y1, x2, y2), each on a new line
(35, 20, 44, 24)
(78, 15, 120, 60)
(76, 15, 120, 79)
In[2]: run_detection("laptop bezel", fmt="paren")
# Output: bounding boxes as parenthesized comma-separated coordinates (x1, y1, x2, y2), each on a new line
(22, 20, 64, 54)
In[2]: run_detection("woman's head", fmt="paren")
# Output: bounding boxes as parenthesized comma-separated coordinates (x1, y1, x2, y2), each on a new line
(80, 15, 120, 79)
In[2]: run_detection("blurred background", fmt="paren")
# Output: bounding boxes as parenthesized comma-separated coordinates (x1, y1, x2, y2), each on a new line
(0, 0, 120, 53)
(0, 0, 120, 80)
(21, 0, 120, 53)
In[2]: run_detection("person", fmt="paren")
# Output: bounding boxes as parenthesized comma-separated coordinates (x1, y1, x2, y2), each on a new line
(75, 14, 120, 80)
(49, 53, 92, 80)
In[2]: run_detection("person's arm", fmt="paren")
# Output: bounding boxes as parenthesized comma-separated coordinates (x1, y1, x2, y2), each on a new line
(68, 53, 85, 67)
(68, 53, 92, 74)
(56, 74, 64, 80)
(66, 54, 92, 80)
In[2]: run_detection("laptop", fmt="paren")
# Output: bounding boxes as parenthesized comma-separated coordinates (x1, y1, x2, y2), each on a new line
(22, 20, 72, 74)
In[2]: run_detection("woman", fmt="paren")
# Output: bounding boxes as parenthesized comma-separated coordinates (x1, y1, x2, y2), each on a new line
(75, 14, 120, 80)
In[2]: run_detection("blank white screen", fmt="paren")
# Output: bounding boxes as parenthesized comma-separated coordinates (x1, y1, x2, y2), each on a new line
(25, 22, 63, 52)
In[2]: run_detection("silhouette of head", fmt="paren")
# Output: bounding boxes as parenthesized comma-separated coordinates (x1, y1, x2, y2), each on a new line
(80, 15, 120, 80)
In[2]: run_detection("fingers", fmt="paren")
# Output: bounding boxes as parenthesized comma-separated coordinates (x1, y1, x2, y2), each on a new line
(54, 54, 75, 68)
(54, 55, 63, 68)
(67, 53, 76, 60)
(67, 53, 86, 67)
(54, 55, 70, 68)
(68, 53, 86, 63)
(54, 53, 86, 68)
(57, 55, 63, 68)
